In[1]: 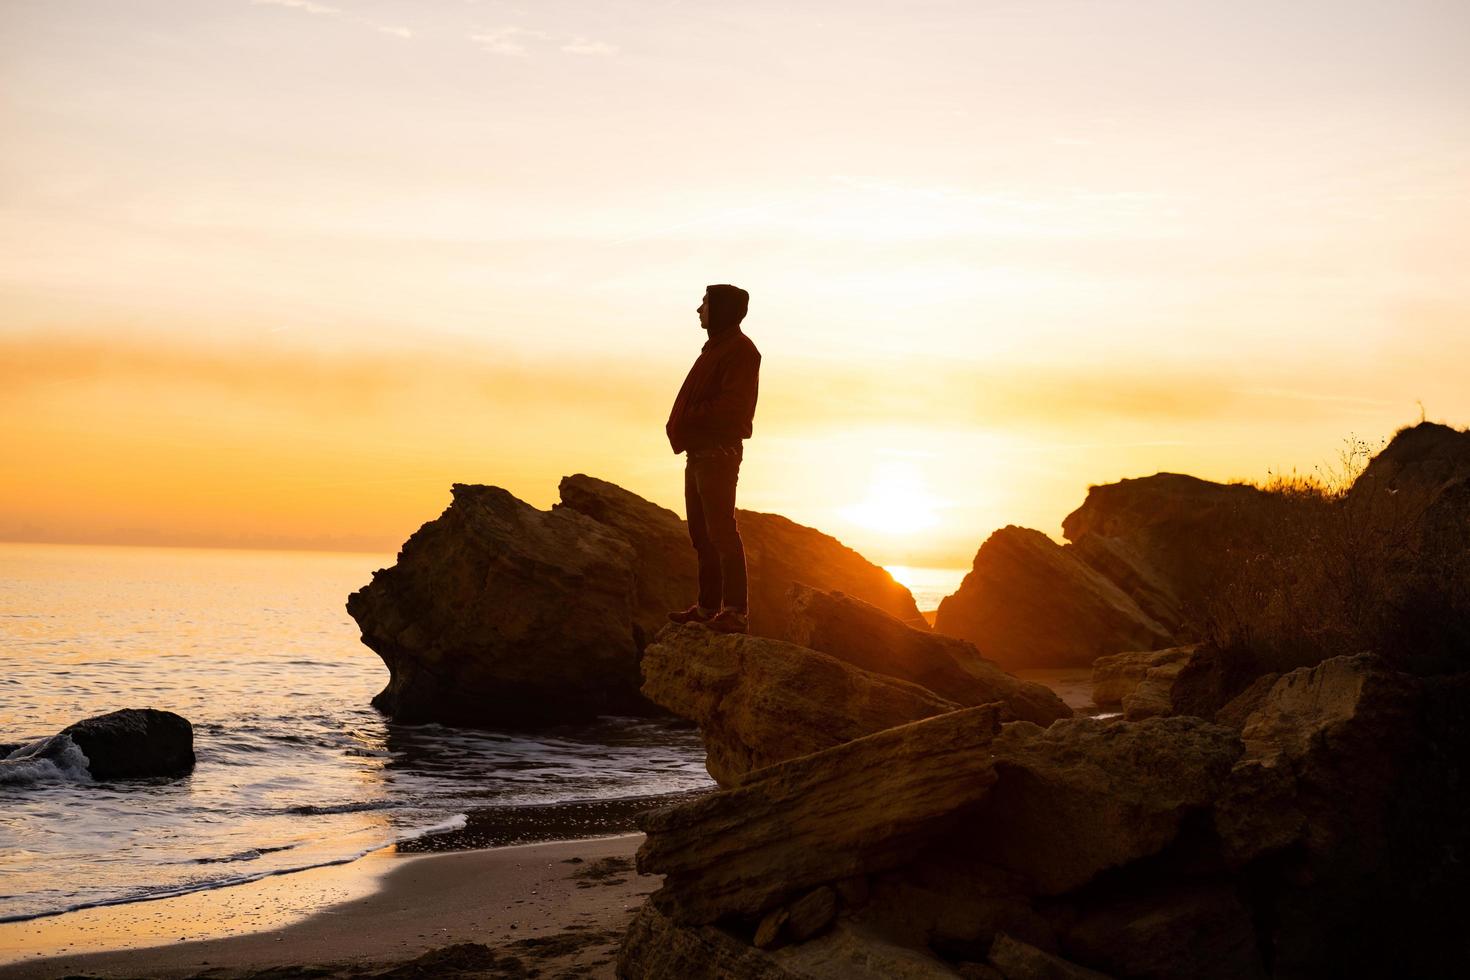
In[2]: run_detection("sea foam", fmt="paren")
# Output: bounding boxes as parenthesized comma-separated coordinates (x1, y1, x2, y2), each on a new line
(0, 734, 92, 787)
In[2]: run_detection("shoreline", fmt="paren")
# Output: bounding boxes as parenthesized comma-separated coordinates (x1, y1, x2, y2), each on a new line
(0, 833, 653, 979)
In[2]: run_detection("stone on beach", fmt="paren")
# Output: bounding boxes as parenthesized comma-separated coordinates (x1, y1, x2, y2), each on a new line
(640, 623, 961, 788)
(635, 703, 1010, 924)
(61, 707, 195, 780)
(785, 584, 1071, 726)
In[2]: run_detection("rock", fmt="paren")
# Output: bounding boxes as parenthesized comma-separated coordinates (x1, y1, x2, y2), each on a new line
(1166, 644, 1267, 721)
(555, 474, 700, 648)
(773, 920, 966, 979)
(1211, 655, 1470, 976)
(754, 907, 789, 949)
(1060, 473, 1276, 614)
(1067, 534, 1185, 632)
(786, 585, 1070, 726)
(965, 716, 1242, 895)
(618, 902, 963, 980)
(833, 876, 870, 909)
(786, 886, 838, 942)
(618, 902, 799, 979)
(60, 708, 194, 780)
(350, 476, 927, 728)
(1211, 672, 1280, 729)
(1121, 657, 1190, 720)
(1350, 421, 1470, 502)
(986, 933, 1113, 980)
(636, 703, 1010, 924)
(347, 483, 645, 726)
(934, 527, 1174, 670)
(640, 623, 960, 788)
(556, 475, 923, 642)
(1062, 880, 1264, 980)
(1090, 646, 1196, 707)
(858, 856, 1055, 959)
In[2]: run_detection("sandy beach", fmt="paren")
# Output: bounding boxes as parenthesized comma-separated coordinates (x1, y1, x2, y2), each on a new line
(0, 833, 652, 980)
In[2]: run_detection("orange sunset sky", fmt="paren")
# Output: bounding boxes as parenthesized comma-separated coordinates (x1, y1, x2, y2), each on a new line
(3, 0, 1468, 567)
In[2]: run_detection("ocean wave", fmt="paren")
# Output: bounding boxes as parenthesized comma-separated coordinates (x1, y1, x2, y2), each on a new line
(285, 800, 394, 815)
(0, 812, 469, 924)
(192, 843, 298, 865)
(0, 734, 91, 787)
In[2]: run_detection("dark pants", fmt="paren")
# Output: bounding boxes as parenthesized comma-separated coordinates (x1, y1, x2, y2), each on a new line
(684, 445, 748, 613)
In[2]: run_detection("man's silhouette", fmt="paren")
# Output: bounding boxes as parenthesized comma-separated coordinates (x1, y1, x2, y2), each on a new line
(665, 284, 761, 634)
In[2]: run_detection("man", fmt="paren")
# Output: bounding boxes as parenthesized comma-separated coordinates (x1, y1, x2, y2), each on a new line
(665, 284, 761, 635)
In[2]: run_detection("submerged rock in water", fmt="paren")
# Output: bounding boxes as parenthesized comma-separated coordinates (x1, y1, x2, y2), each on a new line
(640, 623, 960, 788)
(49, 708, 194, 780)
(934, 526, 1174, 670)
(785, 584, 1071, 726)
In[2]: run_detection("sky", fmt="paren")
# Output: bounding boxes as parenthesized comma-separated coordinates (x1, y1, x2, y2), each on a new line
(3, 0, 1468, 568)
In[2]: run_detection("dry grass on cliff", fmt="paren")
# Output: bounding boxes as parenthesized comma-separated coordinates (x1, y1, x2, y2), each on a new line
(1202, 435, 1470, 674)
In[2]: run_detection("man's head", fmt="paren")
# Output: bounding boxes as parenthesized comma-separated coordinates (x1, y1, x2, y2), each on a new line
(697, 284, 749, 334)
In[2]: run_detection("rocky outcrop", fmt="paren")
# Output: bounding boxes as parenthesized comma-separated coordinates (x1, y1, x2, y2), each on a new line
(621, 646, 1470, 978)
(1090, 646, 1196, 708)
(636, 704, 1010, 924)
(640, 624, 960, 788)
(619, 904, 965, 980)
(934, 527, 1174, 670)
(349, 477, 925, 727)
(1061, 474, 1276, 614)
(556, 475, 923, 642)
(962, 716, 1240, 895)
(786, 585, 1070, 726)
(1211, 654, 1470, 976)
(347, 484, 645, 727)
(61, 708, 194, 780)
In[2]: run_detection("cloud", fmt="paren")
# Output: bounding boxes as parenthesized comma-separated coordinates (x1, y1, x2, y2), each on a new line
(561, 38, 619, 56)
(470, 26, 618, 58)
(375, 25, 413, 39)
(250, 0, 340, 14)
(470, 27, 551, 57)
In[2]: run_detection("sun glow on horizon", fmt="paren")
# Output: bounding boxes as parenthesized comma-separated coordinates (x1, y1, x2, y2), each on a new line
(841, 461, 943, 537)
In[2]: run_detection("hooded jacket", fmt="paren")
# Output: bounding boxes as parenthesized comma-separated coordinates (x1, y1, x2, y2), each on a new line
(666, 324, 761, 454)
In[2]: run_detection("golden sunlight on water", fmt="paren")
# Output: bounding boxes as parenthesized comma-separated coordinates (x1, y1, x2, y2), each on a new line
(880, 565, 968, 613)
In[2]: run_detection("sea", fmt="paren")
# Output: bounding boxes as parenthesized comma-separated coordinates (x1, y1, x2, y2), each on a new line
(0, 542, 966, 923)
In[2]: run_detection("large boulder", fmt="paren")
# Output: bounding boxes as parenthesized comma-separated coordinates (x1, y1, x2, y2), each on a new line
(347, 483, 645, 727)
(62, 708, 194, 780)
(1060, 474, 1276, 615)
(934, 527, 1174, 670)
(640, 623, 960, 788)
(349, 477, 928, 728)
(1212, 654, 1470, 976)
(556, 475, 923, 642)
(963, 716, 1241, 895)
(636, 704, 1011, 925)
(785, 584, 1070, 726)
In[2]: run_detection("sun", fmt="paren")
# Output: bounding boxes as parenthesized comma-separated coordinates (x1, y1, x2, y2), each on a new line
(840, 462, 942, 536)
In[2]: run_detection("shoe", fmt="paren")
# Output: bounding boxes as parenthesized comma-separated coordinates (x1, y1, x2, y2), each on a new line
(705, 608, 750, 634)
(668, 604, 716, 625)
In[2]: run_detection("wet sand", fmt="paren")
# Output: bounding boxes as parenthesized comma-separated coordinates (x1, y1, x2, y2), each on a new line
(0, 834, 652, 979)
